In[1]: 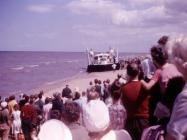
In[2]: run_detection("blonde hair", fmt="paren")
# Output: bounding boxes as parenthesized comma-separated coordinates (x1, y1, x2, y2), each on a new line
(166, 36, 187, 69)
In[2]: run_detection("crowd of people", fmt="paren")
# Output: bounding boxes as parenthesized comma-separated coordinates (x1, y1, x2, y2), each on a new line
(0, 35, 187, 140)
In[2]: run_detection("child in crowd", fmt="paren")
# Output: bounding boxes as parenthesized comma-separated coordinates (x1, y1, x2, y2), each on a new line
(12, 104, 22, 140)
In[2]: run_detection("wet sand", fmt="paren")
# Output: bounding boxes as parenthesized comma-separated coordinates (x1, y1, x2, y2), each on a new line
(28, 70, 126, 97)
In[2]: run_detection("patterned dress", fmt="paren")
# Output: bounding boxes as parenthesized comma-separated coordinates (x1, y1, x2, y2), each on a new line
(12, 110, 22, 134)
(108, 103, 127, 130)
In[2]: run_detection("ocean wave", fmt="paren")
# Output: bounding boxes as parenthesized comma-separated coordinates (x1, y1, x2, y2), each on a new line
(27, 64, 39, 68)
(43, 61, 56, 65)
(65, 60, 80, 63)
(11, 66, 24, 71)
(45, 79, 64, 85)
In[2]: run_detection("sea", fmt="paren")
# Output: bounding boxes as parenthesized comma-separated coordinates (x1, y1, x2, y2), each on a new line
(0, 51, 145, 99)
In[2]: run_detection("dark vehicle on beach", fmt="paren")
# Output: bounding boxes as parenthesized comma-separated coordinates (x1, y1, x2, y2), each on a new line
(86, 48, 120, 72)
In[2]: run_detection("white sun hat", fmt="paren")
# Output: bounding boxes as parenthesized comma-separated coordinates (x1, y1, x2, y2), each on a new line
(38, 119, 72, 140)
(82, 99, 110, 132)
(1, 101, 7, 108)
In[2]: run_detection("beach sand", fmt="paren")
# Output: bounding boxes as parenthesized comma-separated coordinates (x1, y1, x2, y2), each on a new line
(27, 70, 126, 97)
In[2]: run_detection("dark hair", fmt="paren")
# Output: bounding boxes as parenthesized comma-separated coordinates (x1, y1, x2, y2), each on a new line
(74, 92, 80, 100)
(24, 95, 30, 103)
(87, 87, 99, 101)
(151, 45, 168, 65)
(158, 36, 169, 46)
(50, 109, 61, 120)
(111, 90, 121, 101)
(9, 95, 15, 101)
(111, 79, 121, 92)
(63, 102, 81, 123)
(94, 79, 98, 84)
(45, 97, 51, 104)
(38, 91, 43, 99)
(127, 62, 140, 77)
(163, 76, 185, 110)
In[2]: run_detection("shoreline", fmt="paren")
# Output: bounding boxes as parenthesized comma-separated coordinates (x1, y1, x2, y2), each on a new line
(27, 70, 126, 97)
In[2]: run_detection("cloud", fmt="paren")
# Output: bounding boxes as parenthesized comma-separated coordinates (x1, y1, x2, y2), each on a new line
(27, 4, 55, 13)
(67, 0, 187, 27)
(165, 0, 187, 14)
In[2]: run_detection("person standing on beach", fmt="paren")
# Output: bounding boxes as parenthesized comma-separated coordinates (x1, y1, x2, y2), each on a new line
(12, 104, 22, 140)
(62, 102, 90, 140)
(8, 95, 17, 115)
(0, 101, 10, 140)
(121, 62, 150, 140)
(21, 96, 37, 140)
(108, 89, 127, 130)
(140, 45, 182, 123)
(82, 87, 110, 140)
(164, 36, 187, 140)
(62, 85, 72, 98)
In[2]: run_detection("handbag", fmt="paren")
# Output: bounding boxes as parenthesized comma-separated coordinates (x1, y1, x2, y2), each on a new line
(141, 125, 165, 140)
(0, 123, 9, 130)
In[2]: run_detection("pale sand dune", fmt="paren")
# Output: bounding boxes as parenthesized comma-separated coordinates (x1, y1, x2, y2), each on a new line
(28, 70, 126, 97)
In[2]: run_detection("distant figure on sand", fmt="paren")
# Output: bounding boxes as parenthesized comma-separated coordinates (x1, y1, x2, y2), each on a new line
(62, 85, 72, 98)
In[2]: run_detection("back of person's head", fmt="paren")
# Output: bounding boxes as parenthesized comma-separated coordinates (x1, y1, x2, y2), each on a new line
(38, 119, 72, 140)
(165, 36, 187, 80)
(127, 62, 140, 77)
(158, 35, 169, 46)
(111, 90, 121, 101)
(63, 102, 80, 123)
(38, 91, 43, 99)
(74, 92, 80, 100)
(82, 91, 86, 97)
(45, 97, 51, 104)
(24, 95, 30, 103)
(111, 80, 121, 92)
(106, 79, 110, 84)
(87, 87, 99, 101)
(164, 76, 185, 109)
(94, 79, 98, 84)
(98, 80, 102, 85)
(151, 45, 168, 66)
(53, 92, 61, 99)
(89, 81, 93, 85)
(9, 95, 15, 101)
(50, 110, 61, 120)
(29, 98, 34, 104)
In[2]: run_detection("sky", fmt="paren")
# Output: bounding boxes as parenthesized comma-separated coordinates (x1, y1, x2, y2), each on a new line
(0, 0, 187, 53)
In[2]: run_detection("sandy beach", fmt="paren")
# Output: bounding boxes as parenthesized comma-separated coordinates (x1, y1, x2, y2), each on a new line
(27, 70, 126, 97)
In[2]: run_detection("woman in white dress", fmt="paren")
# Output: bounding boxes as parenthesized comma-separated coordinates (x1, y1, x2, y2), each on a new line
(12, 104, 22, 140)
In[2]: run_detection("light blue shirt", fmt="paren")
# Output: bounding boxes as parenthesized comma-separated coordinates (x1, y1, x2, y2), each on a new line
(167, 84, 187, 140)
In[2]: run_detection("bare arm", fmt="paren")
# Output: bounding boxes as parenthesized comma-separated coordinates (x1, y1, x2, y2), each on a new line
(141, 79, 157, 90)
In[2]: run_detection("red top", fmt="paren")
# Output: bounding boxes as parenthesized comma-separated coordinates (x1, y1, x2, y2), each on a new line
(21, 103, 37, 121)
(121, 81, 150, 119)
